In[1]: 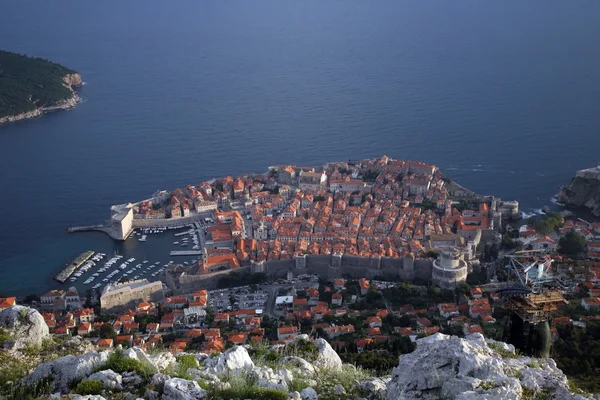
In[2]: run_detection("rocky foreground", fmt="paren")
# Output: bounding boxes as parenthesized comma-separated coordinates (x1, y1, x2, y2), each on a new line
(0, 306, 595, 400)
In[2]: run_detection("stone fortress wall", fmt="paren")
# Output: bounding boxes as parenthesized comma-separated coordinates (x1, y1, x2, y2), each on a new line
(172, 254, 436, 293)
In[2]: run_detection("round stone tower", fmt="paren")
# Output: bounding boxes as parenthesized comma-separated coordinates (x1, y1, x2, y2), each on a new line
(432, 248, 468, 289)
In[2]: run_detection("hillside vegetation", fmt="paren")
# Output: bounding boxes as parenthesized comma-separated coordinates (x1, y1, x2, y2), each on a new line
(0, 50, 77, 118)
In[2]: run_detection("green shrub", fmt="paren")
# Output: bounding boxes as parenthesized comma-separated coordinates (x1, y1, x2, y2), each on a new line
(488, 342, 519, 359)
(287, 377, 311, 392)
(99, 350, 154, 379)
(75, 380, 103, 395)
(170, 354, 198, 379)
(211, 386, 288, 400)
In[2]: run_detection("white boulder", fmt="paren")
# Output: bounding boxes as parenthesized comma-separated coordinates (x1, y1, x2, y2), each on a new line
(0, 305, 49, 349)
(313, 338, 342, 370)
(386, 333, 594, 400)
(301, 386, 318, 400)
(205, 346, 254, 375)
(162, 378, 207, 400)
(25, 351, 109, 393)
(85, 369, 123, 391)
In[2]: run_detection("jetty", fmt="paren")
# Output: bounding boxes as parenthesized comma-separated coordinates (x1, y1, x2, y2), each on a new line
(170, 250, 203, 256)
(54, 250, 94, 283)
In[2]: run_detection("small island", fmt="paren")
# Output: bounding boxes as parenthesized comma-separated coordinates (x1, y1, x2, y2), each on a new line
(0, 50, 82, 125)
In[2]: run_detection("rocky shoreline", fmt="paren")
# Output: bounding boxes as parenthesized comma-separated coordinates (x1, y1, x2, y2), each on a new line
(0, 73, 83, 126)
(557, 169, 600, 217)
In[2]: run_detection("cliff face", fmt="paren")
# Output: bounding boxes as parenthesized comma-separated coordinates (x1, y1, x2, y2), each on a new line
(557, 176, 600, 216)
(3, 331, 591, 400)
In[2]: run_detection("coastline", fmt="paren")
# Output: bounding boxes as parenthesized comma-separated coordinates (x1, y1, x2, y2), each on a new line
(0, 73, 83, 126)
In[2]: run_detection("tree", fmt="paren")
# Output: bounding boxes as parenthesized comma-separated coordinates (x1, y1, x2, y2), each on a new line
(559, 232, 585, 256)
(22, 294, 40, 304)
(455, 282, 471, 298)
(99, 323, 117, 342)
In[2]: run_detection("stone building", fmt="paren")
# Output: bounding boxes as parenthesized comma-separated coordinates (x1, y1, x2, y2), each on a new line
(100, 279, 164, 312)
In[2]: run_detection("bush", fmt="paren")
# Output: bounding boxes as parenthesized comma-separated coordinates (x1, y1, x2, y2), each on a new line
(209, 372, 287, 400)
(75, 380, 103, 395)
(170, 354, 198, 379)
(211, 386, 288, 400)
(99, 350, 154, 379)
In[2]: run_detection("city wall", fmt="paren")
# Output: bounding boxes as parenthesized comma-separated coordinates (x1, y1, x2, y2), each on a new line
(173, 254, 435, 293)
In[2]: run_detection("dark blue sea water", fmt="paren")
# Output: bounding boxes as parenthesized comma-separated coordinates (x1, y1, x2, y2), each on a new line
(1, 0, 599, 296)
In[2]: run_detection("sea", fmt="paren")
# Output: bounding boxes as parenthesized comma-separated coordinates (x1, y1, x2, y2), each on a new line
(0, 0, 599, 297)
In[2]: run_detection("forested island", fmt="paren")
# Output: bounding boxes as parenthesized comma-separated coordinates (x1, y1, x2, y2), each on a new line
(0, 50, 82, 125)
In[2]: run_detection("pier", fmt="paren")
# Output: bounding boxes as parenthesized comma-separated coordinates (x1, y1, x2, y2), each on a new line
(54, 250, 94, 283)
(170, 250, 203, 256)
(174, 230, 194, 237)
(66, 224, 127, 241)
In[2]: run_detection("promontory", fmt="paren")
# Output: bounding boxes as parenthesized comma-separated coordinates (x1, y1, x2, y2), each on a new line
(0, 50, 82, 125)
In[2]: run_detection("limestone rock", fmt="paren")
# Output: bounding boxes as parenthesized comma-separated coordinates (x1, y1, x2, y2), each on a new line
(290, 391, 302, 400)
(68, 395, 107, 400)
(0, 305, 49, 349)
(357, 377, 389, 398)
(204, 345, 254, 375)
(301, 386, 319, 400)
(123, 347, 175, 373)
(85, 369, 123, 391)
(313, 338, 342, 370)
(281, 356, 316, 376)
(187, 368, 219, 383)
(25, 351, 109, 393)
(386, 333, 594, 400)
(162, 378, 207, 400)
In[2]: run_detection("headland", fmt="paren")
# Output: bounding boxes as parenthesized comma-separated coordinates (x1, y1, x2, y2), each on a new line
(558, 164, 600, 217)
(0, 50, 82, 126)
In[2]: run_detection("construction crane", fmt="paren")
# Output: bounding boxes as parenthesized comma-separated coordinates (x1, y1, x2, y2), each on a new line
(505, 251, 557, 294)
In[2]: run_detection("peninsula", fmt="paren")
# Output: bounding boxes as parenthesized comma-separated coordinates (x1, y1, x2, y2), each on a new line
(557, 164, 600, 217)
(0, 50, 82, 125)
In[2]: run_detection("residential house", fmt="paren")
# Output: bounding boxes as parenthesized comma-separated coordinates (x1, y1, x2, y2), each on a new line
(359, 278, 370, 295)
(366, 316, 382, 328)
(277, 325, 298, 342)
(77, 322, 92, 336)
(0, 297, 16, 310)
(96, 338, 114, 350)
(581, 297, 600, 311)
(331, 293, 343, 306)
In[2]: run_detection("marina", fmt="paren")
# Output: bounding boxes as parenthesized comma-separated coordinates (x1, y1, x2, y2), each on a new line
(54, 250, 95, 283)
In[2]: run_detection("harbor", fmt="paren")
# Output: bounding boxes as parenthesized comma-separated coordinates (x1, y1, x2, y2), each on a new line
(49, 222, 209, 296)
(54, 250, 95, 283)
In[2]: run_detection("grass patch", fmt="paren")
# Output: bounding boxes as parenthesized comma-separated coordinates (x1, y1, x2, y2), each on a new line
(0, 376, 54, 400)
(488, 342, 519, 359)
(522, 387, 555, 400)
(315, 364, 374, 400)
(527, 360, 540, 369)
(287, 377, 311, 392)
(210, 386, 288, 400)
(208, 372, 287, 400)
(97, 349, 154, 380)
(0, 328, 13, 347)
(480, 380, 497, 390)
(75, 379, 103, 395)
(567, 379, 587, 395)
(168, 354, 199, 380)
